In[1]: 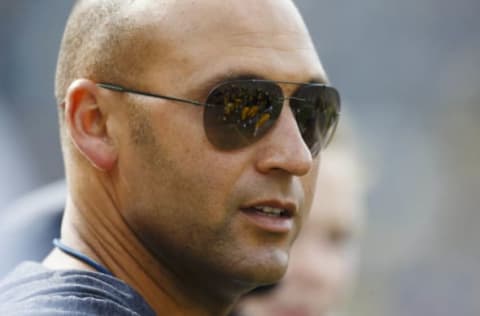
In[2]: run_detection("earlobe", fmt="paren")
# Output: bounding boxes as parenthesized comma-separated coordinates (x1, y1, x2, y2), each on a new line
(65, 79, 118, 171)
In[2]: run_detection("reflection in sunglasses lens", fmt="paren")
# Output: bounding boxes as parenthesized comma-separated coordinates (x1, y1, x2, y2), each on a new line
(204, 82, 282, 150)
(204, 81, 339, 156)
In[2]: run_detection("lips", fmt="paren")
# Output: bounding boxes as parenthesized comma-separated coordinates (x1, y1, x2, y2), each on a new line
(247, 206, 290, 217)
(240, 200, 297, 233)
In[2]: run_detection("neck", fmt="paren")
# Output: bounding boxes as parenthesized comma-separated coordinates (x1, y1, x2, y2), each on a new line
(43, 186, 241, 316)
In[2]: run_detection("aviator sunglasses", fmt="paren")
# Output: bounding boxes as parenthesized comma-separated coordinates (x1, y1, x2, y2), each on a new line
(97, 79, 340, 157)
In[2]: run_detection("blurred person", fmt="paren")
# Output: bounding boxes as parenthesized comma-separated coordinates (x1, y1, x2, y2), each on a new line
(234, 120, 367, 316)
(0, 1, 341, 315)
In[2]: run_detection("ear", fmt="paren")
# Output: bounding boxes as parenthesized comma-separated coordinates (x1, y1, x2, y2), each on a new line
(64, 79, 118, 171)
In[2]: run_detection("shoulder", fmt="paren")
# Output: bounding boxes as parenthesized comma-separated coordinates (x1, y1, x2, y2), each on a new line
(0, 262, 155, 316)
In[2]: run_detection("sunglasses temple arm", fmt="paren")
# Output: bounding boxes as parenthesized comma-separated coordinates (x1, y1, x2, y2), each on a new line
(97, 83, 206, 107)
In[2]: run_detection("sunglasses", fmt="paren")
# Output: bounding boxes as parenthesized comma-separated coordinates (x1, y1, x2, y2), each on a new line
(97, 79, 340, 157)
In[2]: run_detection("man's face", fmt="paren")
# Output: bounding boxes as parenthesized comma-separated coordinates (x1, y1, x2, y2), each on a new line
(109, 0, 326, 289)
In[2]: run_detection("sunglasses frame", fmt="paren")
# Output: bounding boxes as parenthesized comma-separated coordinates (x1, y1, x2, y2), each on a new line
(97, 79, 340, 155)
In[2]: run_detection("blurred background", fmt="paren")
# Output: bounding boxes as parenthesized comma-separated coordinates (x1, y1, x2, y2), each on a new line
(0, 1, 478, 315)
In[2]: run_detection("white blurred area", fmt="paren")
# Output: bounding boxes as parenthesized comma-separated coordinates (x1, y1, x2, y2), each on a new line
(0, 1, 479, 315)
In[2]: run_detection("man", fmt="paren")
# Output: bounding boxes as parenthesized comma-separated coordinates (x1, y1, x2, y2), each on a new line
(234, 120, 367, 316)
(0, 0, 340, 315)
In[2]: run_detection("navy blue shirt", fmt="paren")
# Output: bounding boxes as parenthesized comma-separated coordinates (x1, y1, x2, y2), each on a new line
(0, 262, 155, 316)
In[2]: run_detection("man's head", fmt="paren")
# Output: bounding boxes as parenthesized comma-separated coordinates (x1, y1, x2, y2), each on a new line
(55, 0, 337, 308)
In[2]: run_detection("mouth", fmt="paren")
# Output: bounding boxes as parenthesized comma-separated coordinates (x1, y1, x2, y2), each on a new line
(243, 206, 292, 218)
(240, 201, 296, 233)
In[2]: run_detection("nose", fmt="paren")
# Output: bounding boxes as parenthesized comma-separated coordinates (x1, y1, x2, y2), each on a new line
(255, 104, 314, 176)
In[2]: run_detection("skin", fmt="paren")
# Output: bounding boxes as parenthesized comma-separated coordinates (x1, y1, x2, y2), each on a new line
(44, 0, 328, 315)
(235, 147, 365, 316)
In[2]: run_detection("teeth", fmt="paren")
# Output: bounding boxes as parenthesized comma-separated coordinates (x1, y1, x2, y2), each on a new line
(255, 206, 285, 216)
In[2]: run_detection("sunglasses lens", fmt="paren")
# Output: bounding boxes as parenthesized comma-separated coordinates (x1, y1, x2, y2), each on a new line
(204, 81, 283, 150)
(291, 85, 340, 157)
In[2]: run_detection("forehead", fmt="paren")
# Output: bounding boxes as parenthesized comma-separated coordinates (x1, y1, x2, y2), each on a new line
(131, 0, 326, 88)
(141, 0, 308, 38)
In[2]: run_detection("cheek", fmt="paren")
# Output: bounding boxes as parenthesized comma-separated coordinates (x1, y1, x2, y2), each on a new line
(130, 146, 236, 226)
(148, 105, 247, 200)
(118, 111, 253, 244)
(126, 104, 242, 208)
